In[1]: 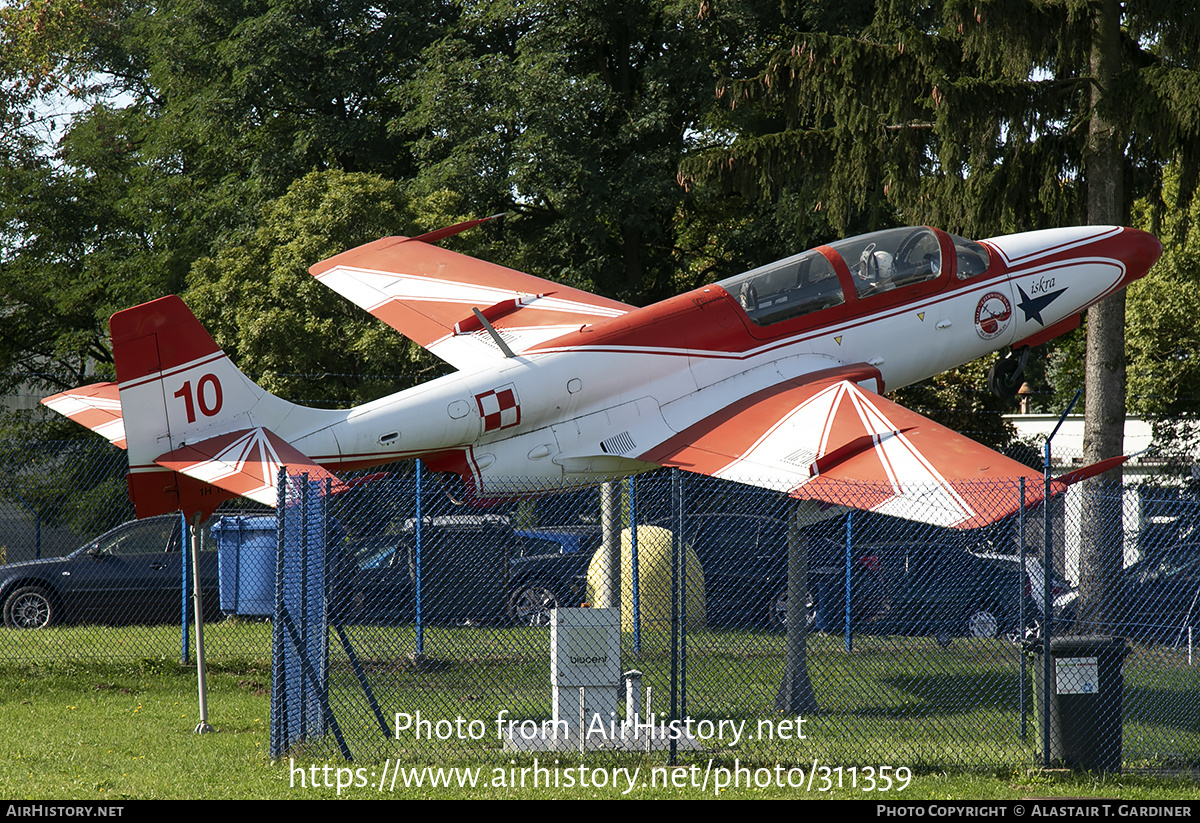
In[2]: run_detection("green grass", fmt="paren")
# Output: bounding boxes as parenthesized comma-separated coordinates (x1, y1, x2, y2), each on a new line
(1, 622, 1199, 799)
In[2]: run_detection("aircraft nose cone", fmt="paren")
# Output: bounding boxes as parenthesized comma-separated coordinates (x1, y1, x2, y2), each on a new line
(1115, 227, 1162, 288)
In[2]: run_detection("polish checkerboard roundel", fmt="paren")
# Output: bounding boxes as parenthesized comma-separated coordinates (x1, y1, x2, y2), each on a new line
(475, 384, 521, 433)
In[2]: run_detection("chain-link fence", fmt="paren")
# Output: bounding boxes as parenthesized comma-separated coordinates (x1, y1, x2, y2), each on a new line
(2, 439, 1198, 771)
(0, 439, 276, 661)
(270, 465, 1199, 771)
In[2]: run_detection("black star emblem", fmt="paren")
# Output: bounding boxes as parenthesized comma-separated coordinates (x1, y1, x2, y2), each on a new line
(1015, 284, 1067, 326)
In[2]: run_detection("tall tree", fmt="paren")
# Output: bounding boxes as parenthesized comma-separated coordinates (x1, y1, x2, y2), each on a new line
(1076, 0, 1129, 632)
(1125, 178, 1200, 422)
(688, 0, 1200, 629)
(0, 0, 454, 419)
(397, 0, 799, 305)
(184, 170, 430, 407)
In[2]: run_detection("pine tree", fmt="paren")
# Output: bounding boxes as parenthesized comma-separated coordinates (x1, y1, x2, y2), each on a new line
(687, 0, 1200, 630)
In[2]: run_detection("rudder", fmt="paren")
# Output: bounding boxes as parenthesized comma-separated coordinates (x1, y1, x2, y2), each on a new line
(111, 296, 296, 518)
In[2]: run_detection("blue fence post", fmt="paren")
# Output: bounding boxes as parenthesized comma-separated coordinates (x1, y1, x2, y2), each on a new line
(1019, 477, 1027, 741)
(415, 459, 424, 659)
(669, 467, 682, 765)
(679, 471, 687, 723)
(271, 467, 287, 758)
(629, 475, 641, 657)
(845, 510, 853, 654)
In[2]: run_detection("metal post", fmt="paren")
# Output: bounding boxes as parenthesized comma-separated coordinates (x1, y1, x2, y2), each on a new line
(629, 476, 641, 656)
(1042, 474, 1052, 768)
(180, 510, 190, 664)
(598, 482, 621, 609)
(300, 476, 309, 741)
(191, 511, 213, 734)
(272, 467, 286, 757)
(415, 460, 424, 659)
(321, 477, 332, 734)
(1019, 477, 1027, 740)
(669, 468, 680, 765)
(678, 473, 687, 723)
(844, 511, 853, 654)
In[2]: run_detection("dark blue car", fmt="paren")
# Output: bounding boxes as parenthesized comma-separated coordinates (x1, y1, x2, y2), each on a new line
(0, 514, 219, 628)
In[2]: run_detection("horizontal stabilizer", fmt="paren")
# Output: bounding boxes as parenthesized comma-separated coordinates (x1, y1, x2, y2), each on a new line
(1054, 455, 1127, 486)
(406, 213, 504, 245)
(41, 382, 127, 449)
(156, 427, 344, 507)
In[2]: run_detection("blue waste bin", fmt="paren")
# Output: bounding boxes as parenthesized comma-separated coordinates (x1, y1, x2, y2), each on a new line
(212, 516, 277, 617)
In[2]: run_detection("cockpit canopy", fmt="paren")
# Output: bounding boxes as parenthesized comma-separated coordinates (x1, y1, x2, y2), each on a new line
(718, 227, 990, 327)
(721, 246, 845, 326)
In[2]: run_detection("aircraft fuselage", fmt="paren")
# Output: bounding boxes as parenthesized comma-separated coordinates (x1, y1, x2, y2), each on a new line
(279, 225, 1157, 500)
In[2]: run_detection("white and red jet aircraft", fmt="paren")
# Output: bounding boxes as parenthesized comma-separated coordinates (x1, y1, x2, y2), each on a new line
(44, 224, 1160, 528)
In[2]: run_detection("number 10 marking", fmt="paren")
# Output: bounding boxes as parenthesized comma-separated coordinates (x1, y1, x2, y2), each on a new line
(174, 374, 223, 423)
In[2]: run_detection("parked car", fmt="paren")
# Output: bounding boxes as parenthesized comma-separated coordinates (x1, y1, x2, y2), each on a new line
(862, 541, 1075, 640)
(332, 516, 598, 626)
(668, 513, 888, 630)
(508, 525, 600, 626)
(671, 514, 1074, 639)
(0, 514, 219, 628)
(1121, 551, 1200, 644)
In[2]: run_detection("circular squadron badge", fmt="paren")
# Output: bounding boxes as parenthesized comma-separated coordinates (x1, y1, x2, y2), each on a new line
(974, 292, 1012, 340)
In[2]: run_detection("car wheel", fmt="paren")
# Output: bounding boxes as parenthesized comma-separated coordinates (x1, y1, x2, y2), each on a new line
(1007, 619, 1041, 645)
(967, 608, 999, 639)
(4, 585, 56, 629)
(509, 584, 558, 627)
(768, 590, 815, 630)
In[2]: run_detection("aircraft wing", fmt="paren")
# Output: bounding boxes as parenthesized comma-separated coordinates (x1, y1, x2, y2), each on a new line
(642, 368, 1112, 530)
(41, 382, 127, 449)
(310, 237, 634, 371)
(155, 427, 344, 508)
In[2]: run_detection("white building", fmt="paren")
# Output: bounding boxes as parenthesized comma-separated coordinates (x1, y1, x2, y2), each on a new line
(1005, 413, 1198, 580)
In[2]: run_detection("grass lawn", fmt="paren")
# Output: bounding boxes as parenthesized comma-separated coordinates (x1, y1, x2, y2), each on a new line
(1, 622, 1198, 799)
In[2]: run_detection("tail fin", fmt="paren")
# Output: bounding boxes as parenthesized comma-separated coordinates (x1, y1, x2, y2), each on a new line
(111, 296, 288, 463)
(111, 296, 340, 519)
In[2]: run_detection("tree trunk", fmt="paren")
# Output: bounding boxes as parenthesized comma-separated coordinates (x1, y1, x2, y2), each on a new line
(1077, 0, 1126, 633)
(774, 501, 822, 714)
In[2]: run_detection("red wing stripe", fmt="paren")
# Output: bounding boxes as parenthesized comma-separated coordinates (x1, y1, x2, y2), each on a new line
(644, 366, 1046, 529)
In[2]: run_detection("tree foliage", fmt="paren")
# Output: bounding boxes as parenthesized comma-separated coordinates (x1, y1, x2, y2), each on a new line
(687, 1, 1200, 629)
(2, 1, 1200, 470)
(1, 0, 807, 424)
(1124, 173, 1200, 454)
(185, 170, 436, 407)
(396, 0, 808, 303)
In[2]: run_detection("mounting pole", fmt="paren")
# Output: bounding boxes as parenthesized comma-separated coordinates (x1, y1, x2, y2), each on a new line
(1040, 389, 1081, 764)
(191, 510, 214, 734)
